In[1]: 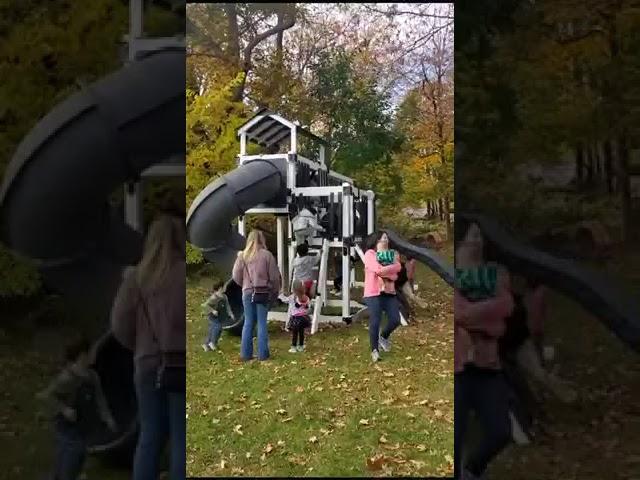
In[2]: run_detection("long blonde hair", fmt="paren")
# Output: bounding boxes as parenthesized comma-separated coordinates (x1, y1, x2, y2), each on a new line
(136, 215, 185, 290)
(241, 229, 266, 262)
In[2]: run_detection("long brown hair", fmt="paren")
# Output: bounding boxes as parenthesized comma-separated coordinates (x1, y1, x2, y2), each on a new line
(136, 215, 185, 290)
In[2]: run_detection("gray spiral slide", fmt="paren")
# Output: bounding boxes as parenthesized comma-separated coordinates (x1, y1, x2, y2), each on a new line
(186, 158, 287, 272)
(0, 49, 184, 462)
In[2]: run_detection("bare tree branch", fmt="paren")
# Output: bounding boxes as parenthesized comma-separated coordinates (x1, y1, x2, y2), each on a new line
(361, 3, 453, 20)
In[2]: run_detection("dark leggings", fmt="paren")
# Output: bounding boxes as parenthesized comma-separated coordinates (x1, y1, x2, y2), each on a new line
(454, 366, 512, 478)
(291, 326, 305, 346)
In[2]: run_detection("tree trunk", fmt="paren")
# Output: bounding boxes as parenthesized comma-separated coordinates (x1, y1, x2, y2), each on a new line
(615, 135, 632, 243)
(444, 195, 451, 239)
(604, 139, 614, 194)
(575, 143, 584, 187)
(438, 198, 445, 221)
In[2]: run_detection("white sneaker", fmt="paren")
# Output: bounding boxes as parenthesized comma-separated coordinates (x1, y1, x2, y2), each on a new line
(207, 342, 217, 351)
(379, 336, 391, 352)
(297, 345, 305, 352)
(371, 349, 380, 362)
(288, 346, 298, 353)
(509, 411, 531, 445)
(202, 344, 210, 352)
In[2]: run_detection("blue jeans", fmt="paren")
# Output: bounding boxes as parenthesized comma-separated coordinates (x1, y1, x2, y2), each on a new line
(241, 295, 270, 361)
(205, 313, 222, 346)
(454, 366, 511, 478)
(133, 368, 186, 480)
(364, 294, 401, 352)
(51, 417, 86, 480)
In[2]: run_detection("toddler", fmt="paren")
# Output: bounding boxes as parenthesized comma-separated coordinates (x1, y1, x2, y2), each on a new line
(201, 280, 234, 352)
(287, 279, 311, 352)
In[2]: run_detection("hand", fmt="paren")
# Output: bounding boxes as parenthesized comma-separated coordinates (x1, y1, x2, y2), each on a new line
(63, 407, 77, 422)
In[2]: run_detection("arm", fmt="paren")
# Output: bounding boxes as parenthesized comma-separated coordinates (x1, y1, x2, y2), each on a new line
(36, 372, 75, 419)
(232, 255, 244, 287)
(110, 270, 138, 350)
(454, 267, 514, 337)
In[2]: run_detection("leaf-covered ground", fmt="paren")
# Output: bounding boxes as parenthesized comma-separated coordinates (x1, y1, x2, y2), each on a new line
(490, 249, 640, 479)
(186, 245, 454, 477)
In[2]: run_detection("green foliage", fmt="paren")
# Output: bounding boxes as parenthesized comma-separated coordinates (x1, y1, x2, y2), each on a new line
(186, 72, 248, 264)
(309, 50, 402, 176)
(0, 0, 129, 298)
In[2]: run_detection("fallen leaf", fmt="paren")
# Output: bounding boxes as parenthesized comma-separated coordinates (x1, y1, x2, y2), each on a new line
(233, 424, 243, 435)
(416, 445, 427, 451)
(296, 386, 305, 393)
(219, 460, 227, 469)
(379, 435, 388, 444)
(260, 453, 267, 461)
(383, 372, 395, 378)
(277, 440, 285, 447)
(402, 390, 411, 397)
(212, 418, 220, 424)
(359, 418, 370, 426)
(245, 452, 251, 459)
(309, 436, 318, 443)
(276, 409, 287, 415)
(264, 443, 274, 454)
(418, 400, 429, 406)
(282, 417, 293, 423)
(445, 454, 453, 464)
(366, 454, 386, 471)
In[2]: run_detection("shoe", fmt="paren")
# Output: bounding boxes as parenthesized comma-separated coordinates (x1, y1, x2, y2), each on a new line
(378, 336, 391, 352)
(289, 346, 298, 353)
(509, 411, 531, 445)
(207, 342, 217, 351)
(297, 345, 305, 352)
(202, 344, 210, 352)
(371, 349, 380, 362)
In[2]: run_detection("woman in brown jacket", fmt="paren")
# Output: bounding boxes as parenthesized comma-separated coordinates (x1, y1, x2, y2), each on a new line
(111, 215, 186, 480)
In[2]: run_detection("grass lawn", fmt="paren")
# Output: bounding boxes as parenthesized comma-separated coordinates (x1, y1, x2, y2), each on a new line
(0, 307, 130, 480)
(186, 243, 455, 477)
(490, 247, 640, 479)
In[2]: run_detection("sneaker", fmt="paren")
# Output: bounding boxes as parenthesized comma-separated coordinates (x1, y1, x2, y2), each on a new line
(378, 336, 391, 352)
(371, 349, 380, 362)
(297, 345, 305, 352)
(202, 344, 210, 352)
(207, 342, 217, 351)
(288, 346, 298, 353)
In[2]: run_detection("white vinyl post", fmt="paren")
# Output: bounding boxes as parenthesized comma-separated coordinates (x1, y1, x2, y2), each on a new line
(288, 217, 295, 288)
(129, 0, 143, 61)
(238, 216, 245, 236)
(341, 183, 352, 322)
(277, 216, 287, 293)
(124, 182, 143, 232)
(124, 0, 144, 232)
(240, 133, 247, 156)
(366, 190, 375, 235)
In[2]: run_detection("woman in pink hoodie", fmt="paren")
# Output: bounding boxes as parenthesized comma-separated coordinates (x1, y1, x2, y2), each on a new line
(362, 231, 402, 363)
(454, 222, 514, 480)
